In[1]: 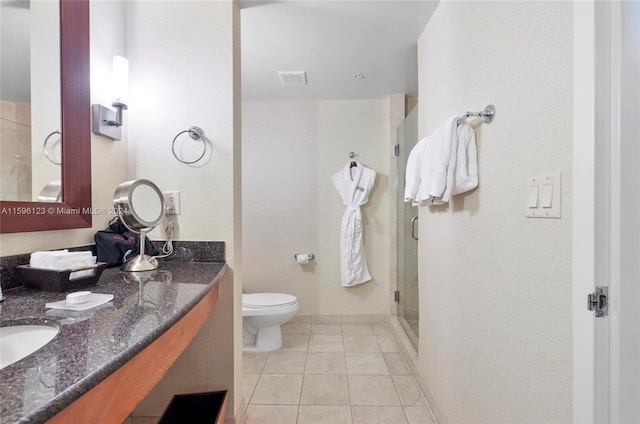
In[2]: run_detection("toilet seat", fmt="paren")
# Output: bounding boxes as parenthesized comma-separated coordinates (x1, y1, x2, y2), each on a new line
(243, 293, 297, 309)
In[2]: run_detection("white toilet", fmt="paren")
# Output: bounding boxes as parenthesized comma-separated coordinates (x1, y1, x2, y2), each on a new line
(242, 292, 299, 352)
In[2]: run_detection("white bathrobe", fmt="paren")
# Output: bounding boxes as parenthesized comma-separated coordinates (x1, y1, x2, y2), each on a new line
(332, 162, 376, 287)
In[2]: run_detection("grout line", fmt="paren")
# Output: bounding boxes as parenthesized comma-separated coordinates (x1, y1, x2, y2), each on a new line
(247, 374, 258, 406)
(294, 341, 310, 423)
(344, 350, 353, 409)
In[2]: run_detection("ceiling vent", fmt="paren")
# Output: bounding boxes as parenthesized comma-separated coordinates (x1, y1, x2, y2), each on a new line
(278, 71, 307, 86)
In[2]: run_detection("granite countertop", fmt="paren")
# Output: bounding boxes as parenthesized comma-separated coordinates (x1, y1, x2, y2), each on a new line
(0, 261, 226, 424)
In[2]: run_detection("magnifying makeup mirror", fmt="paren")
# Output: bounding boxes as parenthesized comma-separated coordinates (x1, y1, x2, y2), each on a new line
(113, 179, 165, 272)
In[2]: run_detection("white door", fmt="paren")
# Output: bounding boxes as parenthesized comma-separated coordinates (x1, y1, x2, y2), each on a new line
(573, 2, 604, 421)
(574, 2, 640, 422)
(609, 1, 640, 422)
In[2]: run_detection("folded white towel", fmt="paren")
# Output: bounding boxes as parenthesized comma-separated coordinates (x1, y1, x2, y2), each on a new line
(30, 250, 69, 269)
(30, 250, 96, 279)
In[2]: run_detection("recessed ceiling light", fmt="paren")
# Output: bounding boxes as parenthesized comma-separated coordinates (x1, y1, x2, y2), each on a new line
(353, 73, 366, 79)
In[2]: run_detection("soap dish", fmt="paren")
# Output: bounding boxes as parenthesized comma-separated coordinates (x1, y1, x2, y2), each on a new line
(46, 292, 114, 311)
(15, 263, 107, 292)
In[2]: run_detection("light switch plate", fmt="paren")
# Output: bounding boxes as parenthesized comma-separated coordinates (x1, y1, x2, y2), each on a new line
(525, 172, 561, 218)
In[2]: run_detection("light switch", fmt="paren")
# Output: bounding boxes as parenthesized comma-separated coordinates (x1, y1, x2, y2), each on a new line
(541, 184, 553, 208)
(525, 172, 562, 219)
(528, 185, 539, 208)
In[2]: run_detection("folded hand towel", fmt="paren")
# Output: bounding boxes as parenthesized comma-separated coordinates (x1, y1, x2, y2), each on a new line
(30, 250, 96, 279)
(30, 250, 70, 269)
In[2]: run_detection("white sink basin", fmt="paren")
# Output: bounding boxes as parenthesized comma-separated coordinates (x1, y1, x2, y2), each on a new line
(0, 324, 59, 370)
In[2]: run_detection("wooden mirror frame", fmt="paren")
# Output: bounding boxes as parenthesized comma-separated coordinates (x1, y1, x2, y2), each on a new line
(1, 0, 91, 233)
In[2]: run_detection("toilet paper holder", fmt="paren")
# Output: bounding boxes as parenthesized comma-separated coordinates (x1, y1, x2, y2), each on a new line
(294, 253, 315, 261)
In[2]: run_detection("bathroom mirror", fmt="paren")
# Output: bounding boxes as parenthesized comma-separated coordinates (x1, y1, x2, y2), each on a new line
(1, 0, 62, 203)
(113, 179, 166, 272)
(0, 1, 60, 202)
(0, 0, 91, 233)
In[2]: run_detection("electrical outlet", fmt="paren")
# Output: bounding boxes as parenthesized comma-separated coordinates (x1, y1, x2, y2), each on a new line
(164, 191, 180, 215)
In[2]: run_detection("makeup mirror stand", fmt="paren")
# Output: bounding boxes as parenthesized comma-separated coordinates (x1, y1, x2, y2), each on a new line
(113, 179, 166, 272)
(122, 229, 158, 272)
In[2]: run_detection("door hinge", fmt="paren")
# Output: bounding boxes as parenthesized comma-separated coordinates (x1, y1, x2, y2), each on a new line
(587, 286, 609, 318)
(394, 144, 400, 157)
(394, 290, 400, 303)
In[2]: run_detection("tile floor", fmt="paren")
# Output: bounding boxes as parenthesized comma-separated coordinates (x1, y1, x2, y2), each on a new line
(240, 323, 435, 424)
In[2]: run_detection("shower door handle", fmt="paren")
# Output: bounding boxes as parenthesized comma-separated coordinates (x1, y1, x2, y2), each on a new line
(410, 216, 419, 240)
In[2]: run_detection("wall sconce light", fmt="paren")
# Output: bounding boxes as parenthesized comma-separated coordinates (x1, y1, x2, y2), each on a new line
(92, 55, 129, 141)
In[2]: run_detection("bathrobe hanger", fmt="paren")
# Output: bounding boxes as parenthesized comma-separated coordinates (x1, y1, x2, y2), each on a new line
(348, 152, 358, 180)
(348, 151, 358, 168)
(349, 161, 358, 181)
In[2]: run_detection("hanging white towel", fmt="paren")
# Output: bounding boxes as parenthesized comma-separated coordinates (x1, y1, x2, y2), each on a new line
(404, 136, 426, 206)
(422, 116, 458, 204)
(404, 116, 458, 205)
(332, 162, 376, 287)
(452, 122, 478, 195)
(404, 117, 478, 206)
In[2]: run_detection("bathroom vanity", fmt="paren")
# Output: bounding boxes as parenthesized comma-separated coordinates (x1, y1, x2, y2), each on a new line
(0, 261, 226, 424)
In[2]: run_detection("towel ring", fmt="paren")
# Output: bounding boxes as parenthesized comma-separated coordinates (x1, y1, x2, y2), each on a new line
(43, 130, 61, 165)
(171, 126, 206, 164)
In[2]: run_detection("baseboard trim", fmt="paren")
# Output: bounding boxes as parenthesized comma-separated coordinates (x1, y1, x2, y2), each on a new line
(387, 317, 443, 424)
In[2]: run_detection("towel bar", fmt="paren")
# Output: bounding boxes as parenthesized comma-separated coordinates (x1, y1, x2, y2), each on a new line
(456, 104, 495, 125)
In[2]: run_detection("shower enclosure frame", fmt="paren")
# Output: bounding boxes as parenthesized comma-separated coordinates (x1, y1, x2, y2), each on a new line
(392, 103, 420, 348)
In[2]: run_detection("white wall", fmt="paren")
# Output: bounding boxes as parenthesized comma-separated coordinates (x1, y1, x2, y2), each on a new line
(0, 1, 129, 255)
(416, 2, 573, 423)
(126, 1, 242, 420)
(242, 99, 390, 316)
(126, 1, 240, 265)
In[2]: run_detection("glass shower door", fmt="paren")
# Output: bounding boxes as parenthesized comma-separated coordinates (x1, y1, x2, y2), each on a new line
(396, 106, 419, 348)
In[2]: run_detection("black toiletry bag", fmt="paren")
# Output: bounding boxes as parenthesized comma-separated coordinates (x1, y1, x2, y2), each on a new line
(94, 217, 159, 267)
